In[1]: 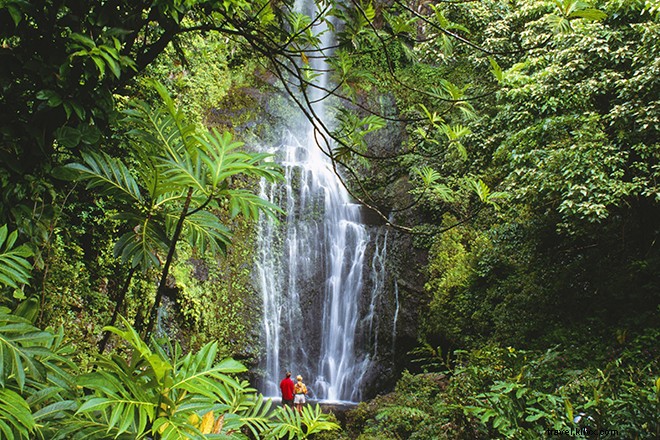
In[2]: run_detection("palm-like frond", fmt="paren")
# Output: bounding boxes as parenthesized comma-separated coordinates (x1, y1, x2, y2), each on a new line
(123, 83, 200, 200)
(113, 217, 168, 270)
(0, 387, 34, 439)
(104, 319, 174, 385)
(265, 404, 340, 439)
(299, 404, 340, 436)
(123, 97, 194, 163)
(197, 129, 282, 191)
(74, 325, 166, 436)
(264, 407, 303, 439)
(432, 183, 455, 203)
(32, 400, 78, 424)
(415, 166, 442, 187)
(0, 225, 32, 289)
(232, 394, 272, 439)
(467, 178, 508, 209)
(48, 411, 140, 440)
(158, 151, 208, 194)
(180, 210, 232, 255)
(152, 80, 199, 156)
(64, 152, 143, 203)
(441, 124, 471, 159)
(224, 189, 283, 221)
(0, 308, 80, 440)
(27, 325, 78, 397)
(0, 308, 53, 391)
(74, 319, 275, 439)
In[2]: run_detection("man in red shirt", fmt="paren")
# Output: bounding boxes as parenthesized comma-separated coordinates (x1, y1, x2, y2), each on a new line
(280, 371, 295, 408)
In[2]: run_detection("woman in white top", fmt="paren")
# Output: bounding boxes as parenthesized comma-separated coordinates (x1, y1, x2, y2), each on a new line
(293, 375, 308, 413)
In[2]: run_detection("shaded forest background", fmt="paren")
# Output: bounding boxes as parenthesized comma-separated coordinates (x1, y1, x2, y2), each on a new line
(0, 0, 658, 439)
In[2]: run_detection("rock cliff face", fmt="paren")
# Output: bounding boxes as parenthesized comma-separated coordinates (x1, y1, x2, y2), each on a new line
(345, 91, 431, 398)
(357, 227, 429, 399)
(208, 80, 431, 400)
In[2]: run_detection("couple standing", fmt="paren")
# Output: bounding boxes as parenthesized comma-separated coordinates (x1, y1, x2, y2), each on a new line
(280, 371, 308, 412)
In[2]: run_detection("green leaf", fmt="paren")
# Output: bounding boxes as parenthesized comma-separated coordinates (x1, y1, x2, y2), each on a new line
(569, 8, 606, 21)
(69, 33, 96, 49)
(36, 89, 62, 107)
(32, 400, 78, 421)
(64, 152, 143, 202)
(7, 4, 23, 26)
(225, 189, 282, 221)
(99, 49, 122, 78)
(113, 218, 167, 270)
(0, 225, 32, 289)
(79, 124, 101, 145)
(181, 210, 231, 255)
(55, 126, 83, 148)
(468, 178, 491, 203)
(415, 167, 441, 187)
(104, 317, 173, 385)
(489, 57, 503, 82)
(0, 388, 34, 435)
(92, 56, 106, 77)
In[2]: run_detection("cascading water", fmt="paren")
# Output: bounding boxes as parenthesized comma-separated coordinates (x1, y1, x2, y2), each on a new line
(255, 0, 379, 402)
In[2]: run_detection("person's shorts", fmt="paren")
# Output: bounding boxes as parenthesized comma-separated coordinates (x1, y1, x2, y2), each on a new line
(294, 394, 306, 404)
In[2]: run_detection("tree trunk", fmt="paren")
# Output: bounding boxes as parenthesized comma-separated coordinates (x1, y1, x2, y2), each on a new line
(142, 187, 193, 339)
(98, 265, 137, 353)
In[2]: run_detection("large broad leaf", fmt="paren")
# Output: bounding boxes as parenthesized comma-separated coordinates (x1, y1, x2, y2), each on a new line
(75, 350, 159, 437)
(73, 319, 264, 439)
(230, 394, 272, 438)
(123, 104, 180, 157)
(173, 345, 246, 399)
(264, 404, 339, 439)
(180, 210, 232, 255)
(76, 395, 155, 437)
(298, 404, 341, 436)
(113, 214, 169, 270)
(157, 152, 208, 194)
(224, 189, 283, 221)
(124, 81, 197, 166)
(415, 166, 441, 187)
(103, 318, 173, 386)
(0, 307, 76, 438)
(197, 129, 282, 190)
(64, 152, 143, 203)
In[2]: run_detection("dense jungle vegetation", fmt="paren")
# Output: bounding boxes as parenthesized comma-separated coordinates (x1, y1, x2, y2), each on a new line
(0, 0, 658, 439)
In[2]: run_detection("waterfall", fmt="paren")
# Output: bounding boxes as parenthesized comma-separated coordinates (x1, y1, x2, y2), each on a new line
(392, 279, 399, 352)
(255, 0, 382, 402)
(363, 229, 389, 359)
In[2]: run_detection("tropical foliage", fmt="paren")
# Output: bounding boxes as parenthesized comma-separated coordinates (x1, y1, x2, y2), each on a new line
(0, 242, 339, 439)
(1, 0, 659, 439)
(61, 80, 282, 337)
(342, 340, 659, 439)
(0, 307, 339, 439)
